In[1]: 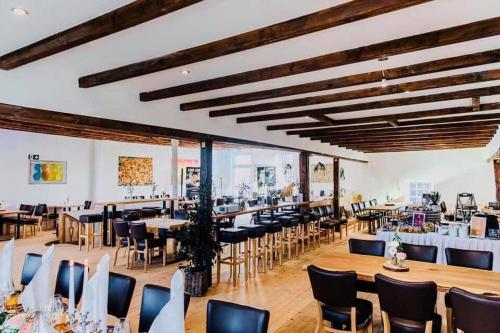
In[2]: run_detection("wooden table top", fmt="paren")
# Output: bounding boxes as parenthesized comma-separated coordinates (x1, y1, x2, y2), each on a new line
(213, 201, 312, 220)
(368, 203, 405, 211)
(0, 210, 29, 216)
(307, 252, 500, 295)
(62, 209, 101, 221)
(144, 218, 189, 230)
(49, 203, 85, 209)
(96, 197, 180, 206)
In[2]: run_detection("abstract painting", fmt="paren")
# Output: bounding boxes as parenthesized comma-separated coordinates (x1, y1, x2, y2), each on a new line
(118, 156, 153, 186)
(29, 160, 67, 184)
(256, 166, 276, 187)
(311, 163, 333, 183)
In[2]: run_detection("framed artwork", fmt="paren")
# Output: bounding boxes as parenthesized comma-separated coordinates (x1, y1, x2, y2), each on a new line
(118, 156, 153, 186)
(412, 212, 426, 227)
(29, 160, 67, 184)
(185, 167, 200, 198)
(256, 166, 276, 188)
(311, 163, 333, 183)
(470, 216, 487, 239)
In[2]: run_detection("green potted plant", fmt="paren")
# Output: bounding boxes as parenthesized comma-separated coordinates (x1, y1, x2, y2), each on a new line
(177, 182, 221, 297)
(429, 191, 441, 205)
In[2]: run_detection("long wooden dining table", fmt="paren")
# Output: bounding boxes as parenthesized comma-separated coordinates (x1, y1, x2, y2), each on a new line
(307, 252, 500, 295)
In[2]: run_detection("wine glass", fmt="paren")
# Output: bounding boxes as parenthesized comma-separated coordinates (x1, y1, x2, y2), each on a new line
(45, 295, 64, 326)
(113, 318, 131, 333)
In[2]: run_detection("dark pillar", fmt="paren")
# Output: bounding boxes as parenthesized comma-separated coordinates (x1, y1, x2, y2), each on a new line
(495, 160, 500, 202)
(333, 157, 340, 218)
(299, 152, 310, 202)
(200, 140, 213, 202)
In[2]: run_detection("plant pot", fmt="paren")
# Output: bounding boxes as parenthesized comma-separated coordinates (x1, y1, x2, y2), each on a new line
(184, 268, 210, 297)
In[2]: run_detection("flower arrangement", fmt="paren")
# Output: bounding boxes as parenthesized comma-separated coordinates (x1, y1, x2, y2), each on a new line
(387, 229, 407, 268)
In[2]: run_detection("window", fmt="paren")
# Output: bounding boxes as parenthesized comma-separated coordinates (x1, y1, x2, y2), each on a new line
(408, 181, 433, 204)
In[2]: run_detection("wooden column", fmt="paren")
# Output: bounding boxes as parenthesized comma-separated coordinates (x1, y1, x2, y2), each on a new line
(200, 140, 213, 203)
(495, 160, 500, 202)
(333, 157, 340, 218)
(299, 152, 310, 202)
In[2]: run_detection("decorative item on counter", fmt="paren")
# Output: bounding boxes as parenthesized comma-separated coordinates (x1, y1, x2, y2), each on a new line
(384, 229, 409, 272)
(236, 182, 251, 209)
(0, 200, 4, 210)
(423, 222, 435, 233)
(412, 212, 426, 227)
(470, 216, 487, 239)
(151, 182, 158, 198)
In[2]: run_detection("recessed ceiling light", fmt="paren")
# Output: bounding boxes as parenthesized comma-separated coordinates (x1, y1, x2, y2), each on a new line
(11, 7, 29, 16)
(181, 69, 190, 76)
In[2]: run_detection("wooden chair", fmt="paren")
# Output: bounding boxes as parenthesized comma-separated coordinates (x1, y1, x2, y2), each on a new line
(129, 222, 166, 273)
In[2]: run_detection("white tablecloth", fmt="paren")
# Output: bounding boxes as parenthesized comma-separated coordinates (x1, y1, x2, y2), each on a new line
(376, 230, 500, 271)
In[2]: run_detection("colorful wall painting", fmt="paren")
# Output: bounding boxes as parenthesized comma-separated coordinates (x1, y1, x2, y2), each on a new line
(311, 163, 333, 183)
(256, 166, 276, 188)
(118, 156, 153, 186)
(29, 160, 67, 184)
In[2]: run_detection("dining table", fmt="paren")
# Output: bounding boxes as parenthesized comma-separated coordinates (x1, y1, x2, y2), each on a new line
(213, 201, 312, 222)
(306, 252, 500, 295)
(0, 210, 29, 239)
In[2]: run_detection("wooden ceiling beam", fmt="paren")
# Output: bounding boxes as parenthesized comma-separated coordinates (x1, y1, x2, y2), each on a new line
(360, 145, 487, 153)
(236, 85, 500, 123)
(210, 69, 500, 117)
(180, 49, 500, 110)
(340, 140, 491, 148)
(277, 102, 500, 132)
(325, 134, 495, 145)
(140, 17, 500, 100)
(310, 114, 336, 125)
(78, 0, 429, 88)
(0, 0, 202, 70)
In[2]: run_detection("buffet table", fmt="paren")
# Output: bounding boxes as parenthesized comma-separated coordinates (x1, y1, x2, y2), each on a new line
(376, 230, 500, 271)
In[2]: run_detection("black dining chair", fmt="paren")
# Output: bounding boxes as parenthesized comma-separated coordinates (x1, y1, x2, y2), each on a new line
(206, 299, 270, 333)
(54, 260, 86, 305)
(113, 221, 133, 268)
(307, 265, 373, 333)
(375, 273, 441, 333)
(20, 253, 42, 289)
(444, 247, 494, 332)
(84, 201, 92, 210)
(445, 248, 494, 270)
(449, 287, 500, 333)
(402, 243, 438, 263)
(129, 223, 166, 272)
(138, 284, 191, 333)
(349, 239, 385, 294)
(107, 272, 136, 319)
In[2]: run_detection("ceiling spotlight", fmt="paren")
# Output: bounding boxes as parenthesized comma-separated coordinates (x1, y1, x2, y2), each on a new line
(378, 56, 389, 62)
(11, 7, 28, 16)
(380, 69, 388, 88)
(180, 69, 190, 76)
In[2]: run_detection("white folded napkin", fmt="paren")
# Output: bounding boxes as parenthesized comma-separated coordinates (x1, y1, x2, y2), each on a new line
(20, 245, 55, 313)
(0, 238, 14, 294)
(87, 254, 110, 331)
(149, 270, 185, 333)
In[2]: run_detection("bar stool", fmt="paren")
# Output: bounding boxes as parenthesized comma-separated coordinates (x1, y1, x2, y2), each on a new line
(277, 216, 299, 260)
(238, 224, 266, 277)
(258, 221, 283, 269)
(292, 213, 311, 253)
(78, 214, 103, 252)
(142, 206, 163, 216)
(141, 208, 158, 219)
(217, 228, 249, 287)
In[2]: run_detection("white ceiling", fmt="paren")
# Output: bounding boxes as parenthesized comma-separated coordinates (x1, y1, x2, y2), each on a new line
(0, 0, 499, 160)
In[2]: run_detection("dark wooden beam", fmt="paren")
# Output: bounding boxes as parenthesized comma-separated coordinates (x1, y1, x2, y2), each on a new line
(472, 97, 481, 111)
(236, 85, 500, 123)
(0, 0, 202, 70)
(299, 152, 310, 202)
(141, 17, 500, 99)
(361, 144, 487, 153)
(210, 69, 500, 117)
(310, 114, 336, 125)
(388, 120, 399, 127)
(326, 133, 496, 145)
(181, 49, 500, 110)
(77, 0, 428, 88)
(338, 137, 493, 146)
(278, 102, 500, 132)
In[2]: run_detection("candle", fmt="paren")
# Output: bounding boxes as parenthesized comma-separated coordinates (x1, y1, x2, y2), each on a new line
(68, 260, 75, 316)
(93, 265, 99, 323)
(80, 259, 88, 315)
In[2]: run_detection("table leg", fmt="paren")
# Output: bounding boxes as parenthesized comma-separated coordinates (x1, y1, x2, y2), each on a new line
(16, 213, 21, 239)
(103, 205, 109, 246)
(53, 208, 58, 236)
(111, 205, 117, 247)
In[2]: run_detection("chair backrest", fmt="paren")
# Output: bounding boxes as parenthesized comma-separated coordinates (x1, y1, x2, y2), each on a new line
(449, 287, 500, 333)
(108, 272, 136, 318)
(84, 201, 92, 209)
(113, 221, 130, 238)
(139, 284, 191, 332)
(440, 201, 447, 213)
(34, 204, 46, 217)
(54, 260, 86, 304)
(122, 210, 142, 222)
(369, 199, 377, 206)
(375, 274, 437, 323)
(174, 210, 188, 220)
(445, 248, 493, 271)
(130, 223, 148, 241)
(215, 198, 225, 206)
(324, 205, 333, 216)
(21, 204, 35, 215)
(206, 299, 270, 333)
(351, 202, 360, 214)
(349, 239, 385, 257)
(20, 253, 42, 287)
(307, 265, 357, 308)
(359, 201, 366, 210)
(317, 206, 326, 218)
(402, 243, 438, 263)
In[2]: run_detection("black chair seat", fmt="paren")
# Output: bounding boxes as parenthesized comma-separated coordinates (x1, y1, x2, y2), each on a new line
(308, 212, 320, 221)
(219, 228, 249, 244)
(291, 213, 310, 224)
(322, 298, 372, 331)
(277, 216, 298, 228)
(238, 225, 266, 238)
(141, 208, 158, 218)
(258, 214, 274, 222)
(390, 313, 442, 333)
(79, 214, 102, 223)
(142, 207, 163, 215)
(257, 221, 283, 233)
(135, 238, 165, 250)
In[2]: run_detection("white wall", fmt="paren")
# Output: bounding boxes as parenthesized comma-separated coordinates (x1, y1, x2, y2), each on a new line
(0, 130, 93, 208)
(363, 148, 496, 208)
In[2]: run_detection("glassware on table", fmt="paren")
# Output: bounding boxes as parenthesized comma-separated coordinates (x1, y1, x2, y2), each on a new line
(113, 318, 131, 333)
(44, 294, 64, 326)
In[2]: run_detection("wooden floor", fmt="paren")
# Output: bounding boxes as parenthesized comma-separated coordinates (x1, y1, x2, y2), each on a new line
(5, 226, 448, 332)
